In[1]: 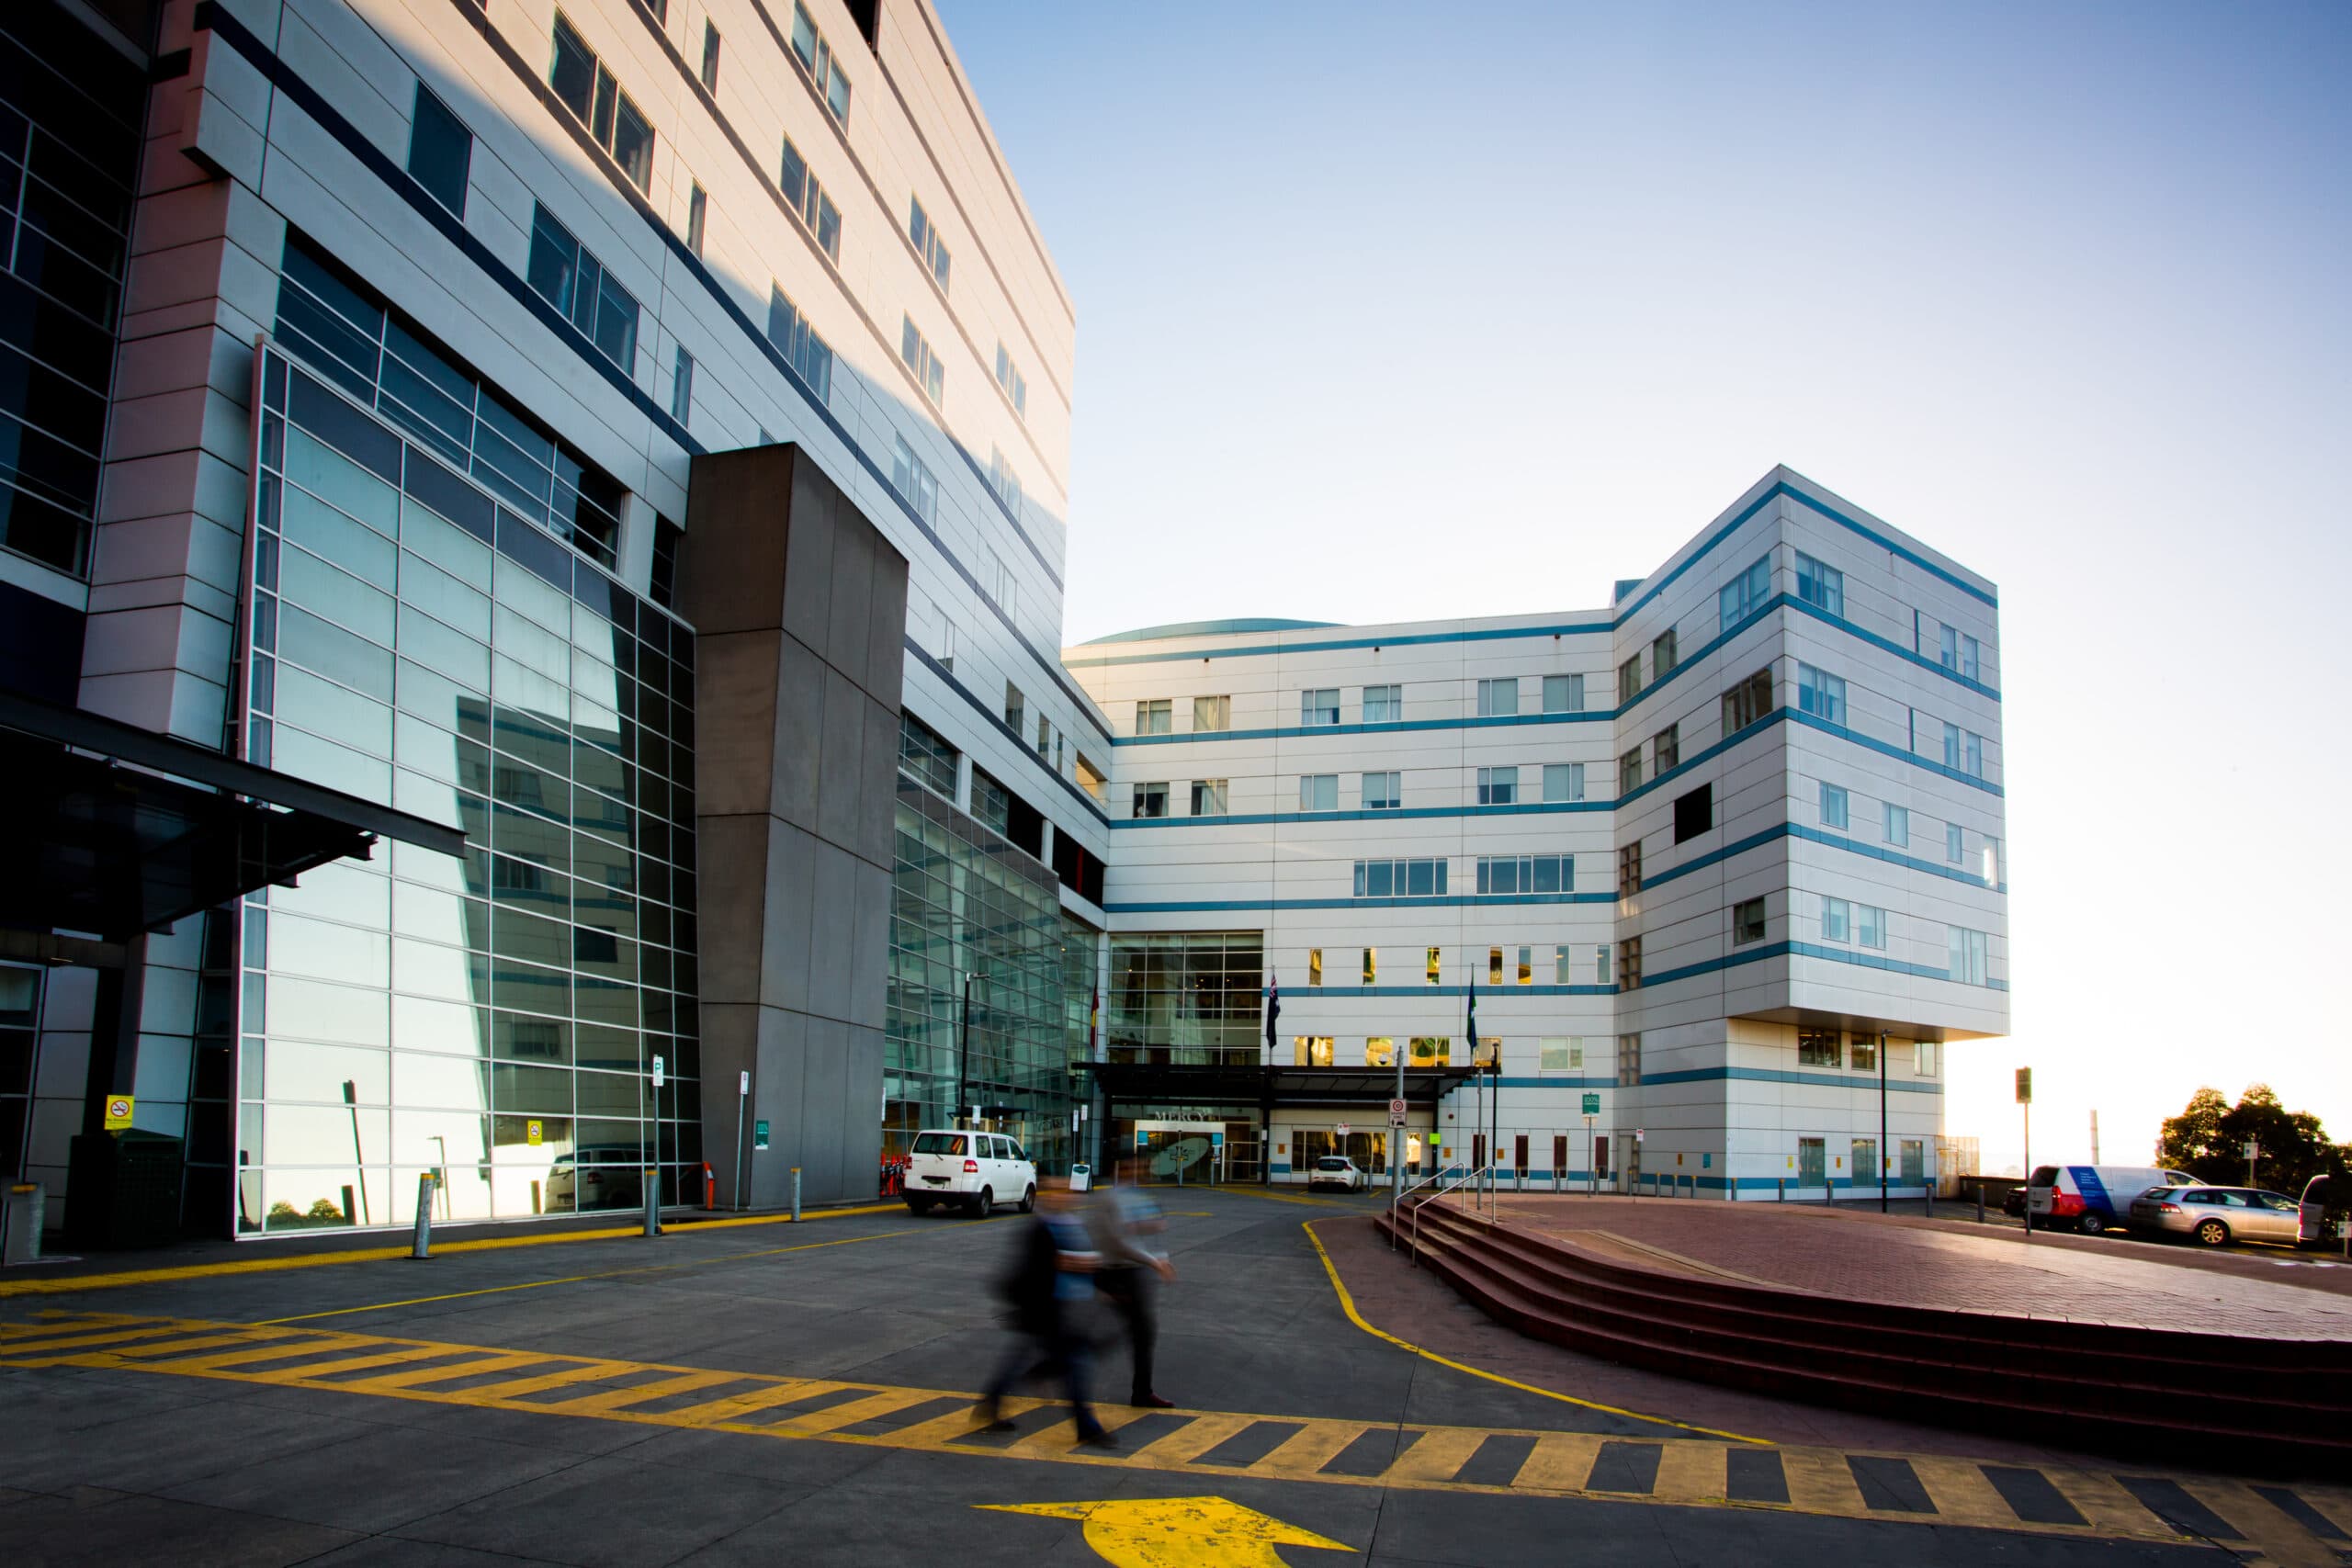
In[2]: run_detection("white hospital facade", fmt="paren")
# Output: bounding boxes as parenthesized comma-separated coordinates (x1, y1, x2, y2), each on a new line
(0, 0, 2003, 1238)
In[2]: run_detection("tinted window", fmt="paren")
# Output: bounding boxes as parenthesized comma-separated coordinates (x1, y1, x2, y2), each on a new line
(2028, 1166, 2060, 1186)
(408, 84, 471, 215)
(910, 1132, 964, 1155)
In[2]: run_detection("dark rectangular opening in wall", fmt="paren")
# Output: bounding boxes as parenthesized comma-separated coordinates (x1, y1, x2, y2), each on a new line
(845, 0, 880, 49)
(1003, 790, 1044, 860)
(1053, 834, 1103, 904)
(1673, 783, 1713, 844)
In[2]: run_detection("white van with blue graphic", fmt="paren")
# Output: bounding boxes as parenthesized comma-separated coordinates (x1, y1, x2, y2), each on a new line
(2026, 1164, 2196, 1235)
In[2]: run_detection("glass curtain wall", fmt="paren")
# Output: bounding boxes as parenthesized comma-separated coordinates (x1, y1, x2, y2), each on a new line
(886, 776, 1074, 1170)
(1105, 933, 1265, 1066)
(234, 331, 701, 1234)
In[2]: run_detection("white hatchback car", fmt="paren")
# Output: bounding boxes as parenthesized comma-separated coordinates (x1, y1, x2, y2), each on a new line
(1308, 1155, 1367, 1192)
(904, 1130, 1035, 1217)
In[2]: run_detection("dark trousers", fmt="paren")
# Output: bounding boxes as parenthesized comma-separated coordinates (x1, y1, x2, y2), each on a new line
(1098, 1266, 1157, 1401)
(985, 1309, 1100, 1436)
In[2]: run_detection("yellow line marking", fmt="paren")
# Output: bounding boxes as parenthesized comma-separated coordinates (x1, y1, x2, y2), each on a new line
(0, 1203, 907, 1300)
(1299, 1217, 1769, 1444)
(12, 1311, 2339, 1557)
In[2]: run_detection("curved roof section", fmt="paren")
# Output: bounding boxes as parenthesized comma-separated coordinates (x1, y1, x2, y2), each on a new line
(1079, 617, 1339, 647)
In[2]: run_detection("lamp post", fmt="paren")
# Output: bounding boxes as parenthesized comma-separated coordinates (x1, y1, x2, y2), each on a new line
(1879, 1030, 1889, 1214)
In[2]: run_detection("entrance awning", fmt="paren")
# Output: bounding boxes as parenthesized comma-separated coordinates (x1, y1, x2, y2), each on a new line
(1078, 1061, 1475, 1110)
(0, 689, 467, 944)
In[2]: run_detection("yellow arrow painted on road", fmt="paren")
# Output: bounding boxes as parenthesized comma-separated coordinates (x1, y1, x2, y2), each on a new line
(978, 1496, 1350, 1567)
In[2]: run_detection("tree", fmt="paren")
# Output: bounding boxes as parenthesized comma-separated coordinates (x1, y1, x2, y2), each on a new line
(2158, 1084, 2350, 1194)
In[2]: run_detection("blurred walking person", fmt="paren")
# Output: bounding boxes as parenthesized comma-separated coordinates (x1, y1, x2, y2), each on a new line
(981, 1179, 1114, 1446)
(1089, 1157, 1176, 1407)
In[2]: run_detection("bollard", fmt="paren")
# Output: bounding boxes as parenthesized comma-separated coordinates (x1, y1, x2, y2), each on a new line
(1777, 1178, 1784, 1202)
(702, 1162, 715, 1211)
(791, 1167, 802, 1222)
(409, 1172, 436, 1259)
(1923, 1184, 1932, 1217)
(3, 1182, 47, 1265)
(1975, 1184, 1985, 1224)
(642, 1168, 662, 1236)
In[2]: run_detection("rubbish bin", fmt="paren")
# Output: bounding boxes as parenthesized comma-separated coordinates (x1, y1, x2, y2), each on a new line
(66, 1130, 185, 1249)
(1069, 1162, 1091, 1193)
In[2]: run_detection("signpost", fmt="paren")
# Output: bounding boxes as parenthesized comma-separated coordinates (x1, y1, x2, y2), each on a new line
(2245, 1140, 2261, 1187)
(2017, 1066, 2033, 1242)
(735, 1069, 751, 1212)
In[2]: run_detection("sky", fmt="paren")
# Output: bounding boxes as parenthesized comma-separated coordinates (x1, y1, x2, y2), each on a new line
(935, 0, 2352, 1175)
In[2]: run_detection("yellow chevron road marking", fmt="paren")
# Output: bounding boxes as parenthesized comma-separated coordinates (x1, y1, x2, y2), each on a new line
(6, 1308, 2348, 1560)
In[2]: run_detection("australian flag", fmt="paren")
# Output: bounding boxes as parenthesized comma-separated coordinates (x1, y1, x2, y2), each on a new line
(1265, 971, 1280, 1054)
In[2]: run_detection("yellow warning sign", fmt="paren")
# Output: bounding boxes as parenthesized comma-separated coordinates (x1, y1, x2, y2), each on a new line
(103, 1096, 135, 1131)
(979, 1497, 1350, 1568)
(526, 1119, 543, 1146)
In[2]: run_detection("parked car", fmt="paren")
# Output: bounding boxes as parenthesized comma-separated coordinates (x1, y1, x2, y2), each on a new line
(2127, 1185, 2303, 1248)
(903, 1130, 1035, 1217)
(2002, 1185, 2029, 1218)
(2301, 1174, 2344, 1247)
(545, 1147, 648, 1213)
(2026, 1164, 2197, 1235)
(1308, 1155, 1367, 1192)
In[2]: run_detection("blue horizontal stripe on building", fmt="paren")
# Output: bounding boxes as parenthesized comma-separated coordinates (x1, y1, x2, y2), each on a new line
(1101, 894, 1613, 914)
(1641, 820, 2006, 895)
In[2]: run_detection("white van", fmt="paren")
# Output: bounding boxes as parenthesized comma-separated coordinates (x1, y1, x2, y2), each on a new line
(904, 1130, 1035, 1218)
(2026, 1164, 2196, 1235)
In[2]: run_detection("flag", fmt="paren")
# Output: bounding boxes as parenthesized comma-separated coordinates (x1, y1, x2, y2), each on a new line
(1465, 974, 1477, 1063)
(1265, 971, 1280, 1053)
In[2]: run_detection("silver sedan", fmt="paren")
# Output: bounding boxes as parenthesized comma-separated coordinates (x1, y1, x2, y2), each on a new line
(2127, 1186, 2304, 1248)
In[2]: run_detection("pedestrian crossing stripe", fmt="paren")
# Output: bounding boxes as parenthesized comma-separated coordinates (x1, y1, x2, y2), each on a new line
(6, 1311, 2347, 1563)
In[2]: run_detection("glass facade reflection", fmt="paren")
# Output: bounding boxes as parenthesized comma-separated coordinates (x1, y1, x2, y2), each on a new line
(236, 336, 701, 1234)
(1106, 933, 1265, 1066)
(885, 778, 1078, 1172)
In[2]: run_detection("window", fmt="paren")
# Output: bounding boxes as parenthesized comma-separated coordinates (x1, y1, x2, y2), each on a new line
(1720, 555, 1770, 630)
(1946, 822, 1964, 863)
(548, 14, 654, 190)
(1820, 896, 1851, 942)
(669, 344, 694, 424)
(1476, 854, 1571, 895)
(1363, 772, 1401, 811)
(648, 514, 684, 610)
(994, 343, 1028, 418)
(1477, 678, 1519, 716)
(1554, 945, 1571, 984)
(1363, 684, 1401, 723)
(1298, 774, 1338, 812)
(1733, 897, 1765, 945)
(1651, 627, 1678, 682)
(1983, 837, 2001, 886)
(985, 549, 1018, 622)
(1916, 1040, 1939, 1077)
(1852, 1137, 1880, 1189)
(1366, 1038, 1395, 1067)
(1618, 653, 1643, 703)
(765, 286, 835, 401)
(1901, 1139, 1925, 1183)
(1962, 635, 1981, 681)
(526, 205, 641, 370)
(899, 316, 944, 407)
(908, 196, 952, 290)
(1189, 780, 1227, 817)
(1308, 949, 1322, 986)
(700, 20, 721, 91)
(1543, 762, 1585, 803)
(1674, 783, 1712, 843)
(1301, 688, 1340, 727)
(1427, 947, 1442, 986)
(1798, 1030, 1840, 1067)
(1940, 721, 1983, 776)
(408, 84, 471, 216)
(989, 446, 1023, 520)
(1795, 552, 1844, 616)
(633, 0, 667, 23)
(1476, 766, 1519, 806)
(1353, 858, 1447, 897)
(1884, 803, 1909, 847)
(1722, 668, 1772, 733)
(1363, 948, 1377, 985)
(777, 135, 842, 260)
(1938, 622, 1982, 681)
(1617, 841, 1641, 897)
(898, 710, 958, 797)
(1858, 904, 1886, 950)
(1651, 724, 1679, 773)
(1075, 755, 1104, 803)
(1796, 663, 1847, 725)
(1544, 673, 1584, 713)
(1036, 716, 1050, 758)
(1409, 1036, 1449, 1066)
(684, 181, 707, 255)
(1135, 699, 1171, 736)
(1004, 682, 1024, 733)
(1487, 946, 1503, 985)
(1947, 926, 1989, 985)
(1596, 944, 1611, 986)
(1294, 1036, 1333, 1067)
(788, 1, 853, 125)
(1193, 695, 1230, 732)
(888, 434, 938, 524)
(1617, 1032, 1642, 1085)
(1518, 945, 1533, 985)
(1819, 783, 1849, 829)
(1132, 783, 1168, 819)
(1619, 747, 1644, 795)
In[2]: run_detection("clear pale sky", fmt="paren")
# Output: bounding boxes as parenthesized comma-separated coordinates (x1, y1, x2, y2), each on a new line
(937, 0, 2352, 1174)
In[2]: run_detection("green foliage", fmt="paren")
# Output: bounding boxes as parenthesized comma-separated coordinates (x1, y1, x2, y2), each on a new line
(306, 1198, 346, 1222)
(2157, 1084, 2351, 1194)
(266, 1201, 302, 1221)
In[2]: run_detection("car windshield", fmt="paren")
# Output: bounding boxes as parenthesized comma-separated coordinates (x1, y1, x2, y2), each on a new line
(910, 1133, 966, 1156)
(1317, 1157, 1349, 1169)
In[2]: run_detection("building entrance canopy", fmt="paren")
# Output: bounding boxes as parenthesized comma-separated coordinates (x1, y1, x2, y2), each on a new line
(1080, 1061, 1474, 1111)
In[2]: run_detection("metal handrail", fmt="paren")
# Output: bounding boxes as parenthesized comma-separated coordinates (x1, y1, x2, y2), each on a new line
(1406, 1163, 1497, 1264)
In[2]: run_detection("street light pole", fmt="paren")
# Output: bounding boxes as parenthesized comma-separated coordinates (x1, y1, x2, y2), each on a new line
(1879, 1029, 1889, 1214)
(957, 971, 974, 1130)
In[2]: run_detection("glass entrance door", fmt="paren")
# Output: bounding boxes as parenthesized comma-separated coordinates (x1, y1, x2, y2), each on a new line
(1798, 1137, 1826, 1188)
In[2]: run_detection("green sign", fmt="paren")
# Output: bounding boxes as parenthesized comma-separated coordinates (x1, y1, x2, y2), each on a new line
(1582, 1093, 1600, 1115)
(753, 1120, 770, 1151)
